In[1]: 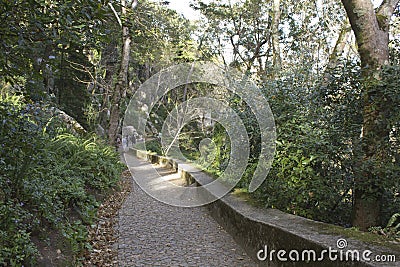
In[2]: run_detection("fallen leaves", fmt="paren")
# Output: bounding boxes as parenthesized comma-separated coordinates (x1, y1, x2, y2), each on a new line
(82, 169, 132, 266)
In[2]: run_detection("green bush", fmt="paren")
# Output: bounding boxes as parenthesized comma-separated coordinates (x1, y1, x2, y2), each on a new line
(249, 63, 400, 226)
(144, 138, 163, 155)
(0, 94, 124, 265)
(0, 202, 39, 266)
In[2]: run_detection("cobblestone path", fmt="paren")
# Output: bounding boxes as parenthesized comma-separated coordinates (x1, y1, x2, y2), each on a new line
(117, 154, 257, 267)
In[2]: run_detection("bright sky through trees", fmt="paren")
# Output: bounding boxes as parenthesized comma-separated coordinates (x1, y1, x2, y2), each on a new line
(163, 0, 203, 20)
(165, 0, 383, 19)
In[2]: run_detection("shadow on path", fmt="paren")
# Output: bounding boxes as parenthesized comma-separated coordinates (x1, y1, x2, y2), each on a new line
(116, 153, 257, 266)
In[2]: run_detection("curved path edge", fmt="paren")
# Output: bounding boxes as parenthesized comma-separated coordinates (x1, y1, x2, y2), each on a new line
(117, 149, 257, 266)
(129, 148, 400, 267)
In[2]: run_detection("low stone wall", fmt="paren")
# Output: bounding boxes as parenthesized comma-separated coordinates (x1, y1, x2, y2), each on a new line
(135, 149, 178, 171)
(128, 148, 400, 267)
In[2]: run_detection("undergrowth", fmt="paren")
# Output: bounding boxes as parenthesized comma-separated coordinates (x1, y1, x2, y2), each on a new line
(0, 94, 124, 266)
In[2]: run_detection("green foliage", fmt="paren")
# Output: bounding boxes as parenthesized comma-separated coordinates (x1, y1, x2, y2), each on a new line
(372, 65, 400, 220)
(248, 75, 353, 224)
(243, 62, 399, 226)
(209, 123, 231, 176)
(369, 213, 400, 240)
(0, 203, 39, 266)
(84, 0, 201, 133)
(0, 0, 109, 129)
(145, 139, 163, 155)
(62, 220, 91, 257)
(0, 0, 108, 85)
(0, 94, 123, 265)
(48, 133, 122, 191)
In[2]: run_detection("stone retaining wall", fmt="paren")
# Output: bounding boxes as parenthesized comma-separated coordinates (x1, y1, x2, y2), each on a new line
(129, 148, 400, 267)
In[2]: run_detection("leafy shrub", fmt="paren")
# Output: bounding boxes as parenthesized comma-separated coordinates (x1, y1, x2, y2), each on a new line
(250, 63, 400, 226)
(144, 138, 163, 155)
(0, 94, 124, 265)
(250, 82, 355, 224)
(0, 202, 39, 266)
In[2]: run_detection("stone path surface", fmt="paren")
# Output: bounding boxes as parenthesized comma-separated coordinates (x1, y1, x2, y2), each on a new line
(117, 154, 257, 267)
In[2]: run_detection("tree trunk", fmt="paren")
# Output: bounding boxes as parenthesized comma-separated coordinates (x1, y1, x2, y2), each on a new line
(322, 24, 351, 86)
(108, 0, 134, 146)
(340, 0, 399, 230)
(272, 0, 281, 72)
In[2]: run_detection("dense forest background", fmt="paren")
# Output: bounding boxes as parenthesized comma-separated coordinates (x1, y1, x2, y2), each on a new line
(1, 0, 400, 265)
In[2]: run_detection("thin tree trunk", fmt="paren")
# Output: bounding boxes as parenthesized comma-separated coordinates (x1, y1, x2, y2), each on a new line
(341, 0, 399, 230)
(108, 0, 135, 146)
(322, 24, 351, 86)
(272, 0, 281, 73)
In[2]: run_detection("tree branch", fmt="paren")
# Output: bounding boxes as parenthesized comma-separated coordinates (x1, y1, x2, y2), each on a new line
(377, 0, 399, 16)
(230, 35, 247, 65)
(108, 3, 122, 27)
(376, 0, 400, 30)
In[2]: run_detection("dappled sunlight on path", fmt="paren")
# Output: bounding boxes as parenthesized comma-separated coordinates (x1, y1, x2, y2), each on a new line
(116, 155, 256, 266)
